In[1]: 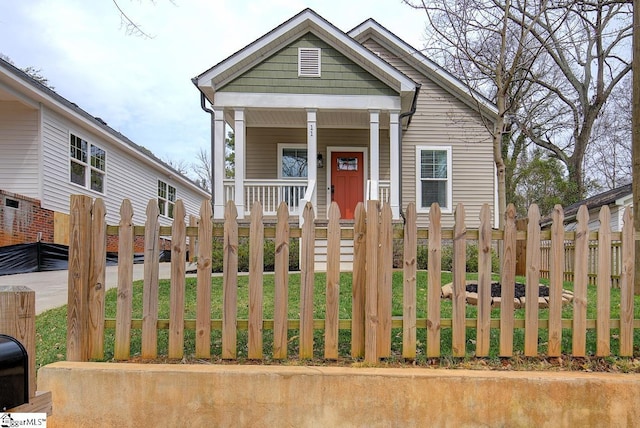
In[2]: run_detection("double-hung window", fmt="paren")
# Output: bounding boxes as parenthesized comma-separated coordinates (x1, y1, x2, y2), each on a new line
(70, 133, 106, 193)
(158, 180, 176, 218)
(279, 145, 308, 179)
(416, 146, 452, 212)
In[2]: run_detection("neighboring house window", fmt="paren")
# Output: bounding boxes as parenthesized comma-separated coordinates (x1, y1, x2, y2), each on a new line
(158, 180, 176, 218)
(416, 146, 452, 211)
(298, 48, 321, 77)
(279, 144, 308, 178)
(70, 133, 106, 193)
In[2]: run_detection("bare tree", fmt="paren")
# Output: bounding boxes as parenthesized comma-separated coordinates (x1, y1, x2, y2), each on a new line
(404, 0, 551, 228)
(192, 147, 212, 191)
(584, 76, 632, 190)
(510, 0, 633, 200)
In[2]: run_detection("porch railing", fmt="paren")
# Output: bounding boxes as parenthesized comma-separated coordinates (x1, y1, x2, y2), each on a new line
(224, 179, 307, 216)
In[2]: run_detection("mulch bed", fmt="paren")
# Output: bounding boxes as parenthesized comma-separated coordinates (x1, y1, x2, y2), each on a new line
(465, 282, 550, 299)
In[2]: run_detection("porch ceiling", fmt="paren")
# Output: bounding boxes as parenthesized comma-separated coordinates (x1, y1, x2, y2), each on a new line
(225, 109, 392, 129)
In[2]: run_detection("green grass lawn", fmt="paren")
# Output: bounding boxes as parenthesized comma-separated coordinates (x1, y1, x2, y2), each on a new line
(35, 271, 640, 371)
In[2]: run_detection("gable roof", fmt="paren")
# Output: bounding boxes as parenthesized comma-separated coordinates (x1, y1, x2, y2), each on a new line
(193, 8, 418, 103)
(0, 57, 209, 197)
(348, 18, 497, 119)
(563, 183, 632, 219)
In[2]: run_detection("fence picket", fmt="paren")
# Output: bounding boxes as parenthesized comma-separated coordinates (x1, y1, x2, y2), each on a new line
(223, 201, 239, 359)
(66, 194, 92, 362)
(65, 195, 640, 363)
(325, 202, 341, 359)
(248, 202, 264, 359)
(427, 203, 442, 358)
(403, 203, 417, 359)
(452, 203, 466, 357)
(620, 207, 635, 356)
(141, 200, 160, 359)
(88, 198, 106, 360)
(115, 199, 134, 360)
(499, 204, 516, 357)
(547, 205, 564, 357)
(195, 200, 213, 358)
(377, 203, 393, 358)
(476, 204, 492, 357)
(273, 202, 290, 359)
(351, 202, 366, 358)
(300, 202, 316, 359)
(596, 206, 612, 356)
(365, 200, 380, 363)
(572, 205, 589, 356)
(168, 200, 187, 359)
(524, 204, 541, 357)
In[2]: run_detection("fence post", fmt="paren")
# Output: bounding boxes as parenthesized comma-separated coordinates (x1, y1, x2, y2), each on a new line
(67, 194, 92, 362)
(0, 286, 36, 399)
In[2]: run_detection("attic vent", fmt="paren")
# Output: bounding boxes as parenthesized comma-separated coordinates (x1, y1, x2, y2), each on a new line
(298, 48, 321, 77)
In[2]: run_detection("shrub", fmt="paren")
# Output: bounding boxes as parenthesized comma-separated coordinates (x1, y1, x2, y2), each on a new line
(211, 236, 300, 273)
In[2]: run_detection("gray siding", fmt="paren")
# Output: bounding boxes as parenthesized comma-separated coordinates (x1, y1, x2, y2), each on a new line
(40, 107, 206, 226)
(363, 39, 495, 228)
(0, 102, 40, 198)
(222, 33, 397, 96)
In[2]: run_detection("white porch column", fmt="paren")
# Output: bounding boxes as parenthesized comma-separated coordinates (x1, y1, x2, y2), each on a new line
(307, 109, 318, 210)
(213, 107, 225, 219)
(234, 109, 246, 219)
(389, 111, 400, 219)
(369, 110, 380, 200)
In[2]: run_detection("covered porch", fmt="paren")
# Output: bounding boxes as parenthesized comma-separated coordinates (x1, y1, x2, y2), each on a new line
(213, 106, 401, 221)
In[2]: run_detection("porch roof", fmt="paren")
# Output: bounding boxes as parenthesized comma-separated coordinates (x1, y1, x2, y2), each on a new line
(193, 8, 418, 111)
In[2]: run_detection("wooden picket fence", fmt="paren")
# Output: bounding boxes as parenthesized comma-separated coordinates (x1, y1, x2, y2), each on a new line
(66, 195, 638, 363)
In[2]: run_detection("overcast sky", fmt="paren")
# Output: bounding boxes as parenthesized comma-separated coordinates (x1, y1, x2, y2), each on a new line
(0, 0, 429, 172)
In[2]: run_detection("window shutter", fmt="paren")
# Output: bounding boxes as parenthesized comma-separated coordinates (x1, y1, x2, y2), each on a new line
(298, 48, 321, 77)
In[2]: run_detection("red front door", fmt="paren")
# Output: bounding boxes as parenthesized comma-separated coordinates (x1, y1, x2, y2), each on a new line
(331, 152, 364, 220)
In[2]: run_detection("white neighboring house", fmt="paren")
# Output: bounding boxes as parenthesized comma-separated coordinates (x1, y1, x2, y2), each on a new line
(0, 57, 210, 249)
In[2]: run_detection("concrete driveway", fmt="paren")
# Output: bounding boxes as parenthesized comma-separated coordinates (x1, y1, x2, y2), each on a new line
(0, 263, 175, 314)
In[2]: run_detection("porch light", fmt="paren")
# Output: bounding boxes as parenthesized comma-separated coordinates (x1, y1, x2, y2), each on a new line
(317, 153, 324, 168)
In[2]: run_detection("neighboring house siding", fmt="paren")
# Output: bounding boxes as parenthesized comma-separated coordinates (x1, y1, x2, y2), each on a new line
(0, 190, 54, 246)
(0, 101, 40, 199)
(40, 107, 205, 227)
(364, 39, 494, 227)
(221, 32, 397, 96)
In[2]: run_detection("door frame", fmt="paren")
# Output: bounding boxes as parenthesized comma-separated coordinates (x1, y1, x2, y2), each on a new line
(325, 146, 368, 220)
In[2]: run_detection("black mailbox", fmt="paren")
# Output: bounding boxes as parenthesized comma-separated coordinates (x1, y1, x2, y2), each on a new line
(0, 334, 28, 411)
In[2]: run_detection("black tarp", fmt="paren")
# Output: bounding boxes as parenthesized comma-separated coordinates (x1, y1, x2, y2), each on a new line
(0, 242, 146, 276)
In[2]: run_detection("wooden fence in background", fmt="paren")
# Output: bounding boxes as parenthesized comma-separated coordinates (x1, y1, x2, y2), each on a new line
(66, 196, 638, 363)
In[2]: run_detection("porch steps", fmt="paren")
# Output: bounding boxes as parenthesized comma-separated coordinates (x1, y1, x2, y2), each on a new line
(313, 238, 354, 272)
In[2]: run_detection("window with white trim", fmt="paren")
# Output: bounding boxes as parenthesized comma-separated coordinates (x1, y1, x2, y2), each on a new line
(70, 133, 106, 193)
(278, 144, 308, 178)
(416, 146, 452, 211)
(298, 48, 321, 77)
(158, 180, 176, 218)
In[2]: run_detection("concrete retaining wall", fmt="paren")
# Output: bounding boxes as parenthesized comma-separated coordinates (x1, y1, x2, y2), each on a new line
(38, 362, 640, 427)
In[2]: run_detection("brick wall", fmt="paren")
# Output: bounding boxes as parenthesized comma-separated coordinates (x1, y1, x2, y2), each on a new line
(0, 190, 54, 246)
(106, 235, 172, 253)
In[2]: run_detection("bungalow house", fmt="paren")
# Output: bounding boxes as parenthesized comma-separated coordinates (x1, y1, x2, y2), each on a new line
(0, 57, 210, 251)
(192, 9, 497, 227)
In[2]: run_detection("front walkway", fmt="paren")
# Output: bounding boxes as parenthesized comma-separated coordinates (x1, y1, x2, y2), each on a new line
(0, 263, 175, 314)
